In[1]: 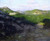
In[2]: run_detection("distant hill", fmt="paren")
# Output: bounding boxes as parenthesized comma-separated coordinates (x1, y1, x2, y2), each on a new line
(0, 7, 22, 15)
(24, 9, 48, 15)
(0, 7, 14, 13)
(0, 7, 50, 15)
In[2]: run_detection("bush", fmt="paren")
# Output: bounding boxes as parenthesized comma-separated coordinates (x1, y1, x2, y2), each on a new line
(11, 13, 50, 23)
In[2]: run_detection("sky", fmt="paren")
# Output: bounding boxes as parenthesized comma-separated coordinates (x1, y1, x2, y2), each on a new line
(0, 0, 50, 11)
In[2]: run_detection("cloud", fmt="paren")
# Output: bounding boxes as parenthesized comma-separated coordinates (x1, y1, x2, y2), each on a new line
(42, 6, 49, 9)
(39, 5, 50, 10)
(27, 0, 35, 4)
(0, 0, 50, 11)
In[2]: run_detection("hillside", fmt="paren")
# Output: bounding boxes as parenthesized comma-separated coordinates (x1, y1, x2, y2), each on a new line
(25, 9, 48, 15)
(0, 7, 50, 15)
(0, 7, 22, 15)
(0, 10, 50, 41)
(0, 7, 50, 23)
(0, 7, 14, 13)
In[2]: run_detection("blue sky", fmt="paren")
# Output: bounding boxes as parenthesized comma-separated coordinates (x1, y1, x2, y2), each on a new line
(0, 0, 50, 11)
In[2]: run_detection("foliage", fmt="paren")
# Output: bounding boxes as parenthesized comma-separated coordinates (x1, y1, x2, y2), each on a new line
(0, 7, 50, 23)
(12, 13, 50, 23)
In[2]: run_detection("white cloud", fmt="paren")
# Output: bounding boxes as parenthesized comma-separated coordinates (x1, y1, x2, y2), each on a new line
(42, 6, 49, 9)
(0, 0, 50, 11)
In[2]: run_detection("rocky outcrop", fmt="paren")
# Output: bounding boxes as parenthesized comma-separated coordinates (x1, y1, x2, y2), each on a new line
(43, 19, 50, 29)
(0, 11, 50, 41)
(0, 11, 36, 40)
